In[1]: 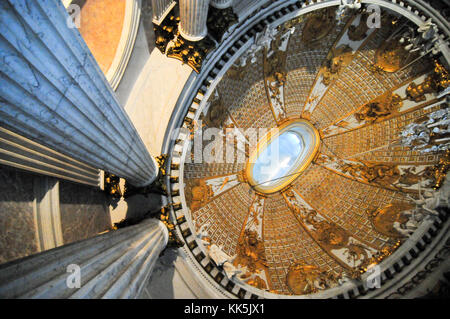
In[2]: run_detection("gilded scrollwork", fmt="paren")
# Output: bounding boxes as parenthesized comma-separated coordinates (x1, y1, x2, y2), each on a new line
(429, 150, 450, 189)
(359, 241, 401, 273)
(314, 220, 350, 250)
(317, 154, 444, 192)
(406, 60, 449, 102)
(167, 34, 215, 73)
(153, 9, 179, 54)
(104, 172, 121, 198)
(371, 15, 416, 73)
(245, 276, 268, 290)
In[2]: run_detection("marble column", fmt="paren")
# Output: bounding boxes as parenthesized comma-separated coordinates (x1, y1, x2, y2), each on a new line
(0, 0, 157, 187)
(0, 218, 168, 298)
(179, 0, 210, 41)
(0, 127, 100, 187)
(210, 0, 233, 9)
(152, 0, 176, 25)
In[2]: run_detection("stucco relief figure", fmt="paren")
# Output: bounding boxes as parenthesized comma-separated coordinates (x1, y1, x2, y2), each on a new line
(401, 108, 450, 155)
(343, 243, 370, 266)
(196, 222, 212, 247)
(340, 162, 401, 188)
(347, 12, 369, 41)
(394, 166, 440, 190)
(292, 201, 373, 269)
(239, 26, 278, 66)
(301, 8, 335, 43)
(286, 264, 341, 295)
(371, 188, 443, 238)
(186, 179, 213, 212)
(369, 203, 416, 238)
(354, 94, 403, 123)
(207, 244, 240, 279)
(391, 210, 423, 237)
(231, 229, 269, 290)
(392, 198, 438, 237)
(246, 197, 264, 232)
(396, 167, 427, 187)
(233, 230, 268, 275)
(336, 0, 362, 22)
(407, 192, 441, 216)
(204, 97, 228, 128)
(374, 25, 418, 73)
(314, 221, 350, 249)
(322, 45, 353, 86)
(264, 33, 289, 122)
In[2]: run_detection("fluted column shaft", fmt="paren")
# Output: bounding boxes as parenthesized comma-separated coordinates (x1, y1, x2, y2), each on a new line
(151, 0, 176, 25)
(0, 218, 169, 298)
(0, 0, 157, 187)
(210, 0, 233, 9)
(179, 0, 210, 41)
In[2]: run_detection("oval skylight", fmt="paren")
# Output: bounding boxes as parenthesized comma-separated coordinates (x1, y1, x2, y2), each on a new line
(252, 131, 304, 187)
(246, 120, 320, 193)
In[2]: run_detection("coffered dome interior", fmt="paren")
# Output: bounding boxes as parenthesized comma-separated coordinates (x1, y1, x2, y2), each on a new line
(169, 4, 450, 297)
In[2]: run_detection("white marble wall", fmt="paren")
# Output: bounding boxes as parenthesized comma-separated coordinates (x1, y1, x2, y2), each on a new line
(124, 49, 192, 157)
(0, 0, 157, 187)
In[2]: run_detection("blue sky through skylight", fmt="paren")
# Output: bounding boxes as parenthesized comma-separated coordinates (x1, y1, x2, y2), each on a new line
(252, 131, 303, 186)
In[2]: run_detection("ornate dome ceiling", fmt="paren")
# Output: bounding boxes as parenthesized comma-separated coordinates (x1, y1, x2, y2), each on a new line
(164, 2, 449, 298)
